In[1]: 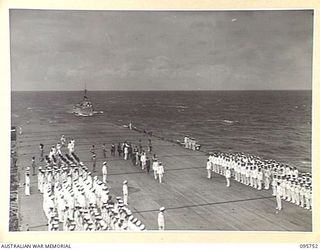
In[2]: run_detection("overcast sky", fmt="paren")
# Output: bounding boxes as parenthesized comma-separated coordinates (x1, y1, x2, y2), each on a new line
(10, 10, 313, 91)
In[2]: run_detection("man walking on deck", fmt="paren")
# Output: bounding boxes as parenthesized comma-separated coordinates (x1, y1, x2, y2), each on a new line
(157, 162, 165, 183)
(152, 159, 159, 180)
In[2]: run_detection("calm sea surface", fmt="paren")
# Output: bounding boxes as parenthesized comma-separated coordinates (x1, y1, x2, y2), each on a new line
(11, 90, 312, 171)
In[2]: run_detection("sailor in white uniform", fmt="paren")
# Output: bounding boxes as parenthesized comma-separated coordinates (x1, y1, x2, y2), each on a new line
(141, 152, 147, 170)
(206, 159, 212, 179)
(152, 159, 159, 180)
(157, 162, 165, 184)
(123, 180, 129, 205)
(225, 167, 231, 187)
(158, 207, 165, 230)
(257, 168, 263, 190)
(25, 169, 31, 196)
(276, 182, 282, 210)
(102, 161, 108, 183)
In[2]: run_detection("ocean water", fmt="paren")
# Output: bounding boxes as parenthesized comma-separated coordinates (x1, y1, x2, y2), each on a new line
(11, 90, 312, 171)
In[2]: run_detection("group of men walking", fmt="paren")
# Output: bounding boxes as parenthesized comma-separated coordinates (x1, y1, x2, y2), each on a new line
(112, 139, 165, 184)
(206, 152, 312, 211)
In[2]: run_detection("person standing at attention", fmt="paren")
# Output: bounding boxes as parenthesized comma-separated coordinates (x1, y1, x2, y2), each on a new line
(31, 156, 36, 176)
(117, 143, 122, 157)
(276, 182, 282, 211)
(39, 144, 44, 162)
(25, 168, 31, 196)
(206, 159, 212, 179)
(102, 161, 108, 183)
(225, 167, 231, 187)
(102, 143, 107, 158)
(158, 207, 165, 230)
(92, 153, 97, 172)
(123, 180, 129, 205)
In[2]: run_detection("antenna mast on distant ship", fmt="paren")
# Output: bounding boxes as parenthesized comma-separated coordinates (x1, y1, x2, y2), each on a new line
(84, 83, 87, 98)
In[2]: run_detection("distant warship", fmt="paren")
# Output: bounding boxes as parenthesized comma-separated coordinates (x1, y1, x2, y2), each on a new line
(73, 88, 94, 117)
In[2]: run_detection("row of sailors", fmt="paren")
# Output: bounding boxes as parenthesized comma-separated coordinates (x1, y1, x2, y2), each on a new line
(48, 204, 147, 231)
(273, 175, 312, 210)
(183, 136, 199, 151)
(39, 164, 146, 231)
(206, 152, 312, 210)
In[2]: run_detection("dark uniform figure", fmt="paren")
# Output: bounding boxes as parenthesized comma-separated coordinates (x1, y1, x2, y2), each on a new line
(102, 143, 107, 158)
(148, 139, 152, 152)
(117, 143, 122, 157)
(32, 156, 36, 175)
(138, 140, 143, 153)
(110, 143, 115, 157)
(90, 145, 95, 155)
(146, 157, 151, 173)
(92, 153, 97, 172)
(39, 144, 44, 162)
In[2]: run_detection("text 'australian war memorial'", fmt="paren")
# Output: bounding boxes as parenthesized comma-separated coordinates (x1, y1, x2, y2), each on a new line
(9, 10, 313, 232)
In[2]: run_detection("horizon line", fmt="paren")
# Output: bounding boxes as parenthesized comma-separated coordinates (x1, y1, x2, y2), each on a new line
(11, 89, 312, 92)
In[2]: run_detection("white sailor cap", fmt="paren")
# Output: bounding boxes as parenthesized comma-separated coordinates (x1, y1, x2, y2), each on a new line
(159, 207, 165, 212)
(136, 220, 142, 226)
(139, 224, 146, 230)
(123, 180, 128, 184)
(103, 161, 107, 165)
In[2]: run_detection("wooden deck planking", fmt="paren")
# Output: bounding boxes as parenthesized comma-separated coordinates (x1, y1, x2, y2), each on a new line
(14, 121, 312, 231)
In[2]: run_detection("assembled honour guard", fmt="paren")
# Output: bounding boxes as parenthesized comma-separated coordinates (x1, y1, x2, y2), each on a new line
(158, 207, 165, 230)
